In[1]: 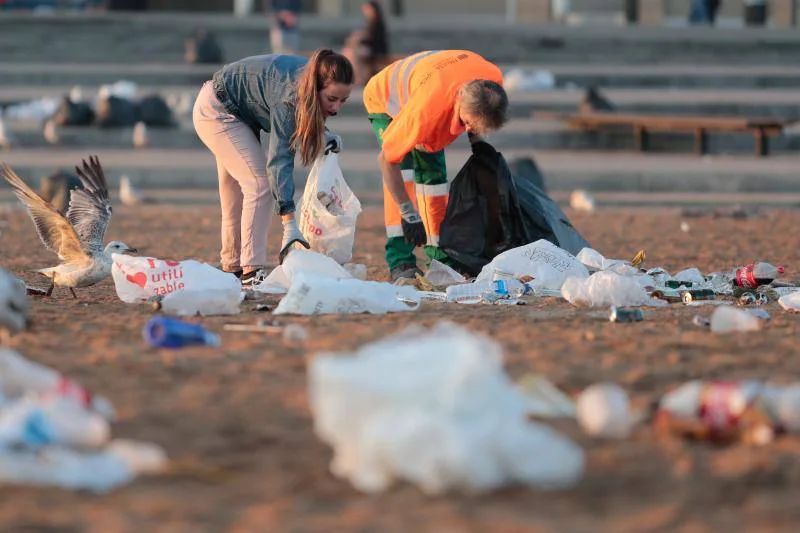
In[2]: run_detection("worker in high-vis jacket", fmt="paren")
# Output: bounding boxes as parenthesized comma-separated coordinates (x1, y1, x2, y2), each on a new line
(363, 50, 508, 281)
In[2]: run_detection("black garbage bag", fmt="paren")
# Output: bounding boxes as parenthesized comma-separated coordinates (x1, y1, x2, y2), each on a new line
(439, 141, 589, 277)
(507, 156, 547, 193)
(39, 171, 83, 215)
(185, 27, 224, 65)
(50, 97, 95, 127)
(95, 96, 139, 128)
(137, 94, 175, 127)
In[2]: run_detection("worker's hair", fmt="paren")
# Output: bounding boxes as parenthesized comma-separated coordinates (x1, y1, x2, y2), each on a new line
(459, 80, 509, 132)
(293, 49, 354, 166)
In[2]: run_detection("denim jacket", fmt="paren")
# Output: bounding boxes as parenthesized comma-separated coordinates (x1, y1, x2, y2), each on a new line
(212, 54, 306, 215)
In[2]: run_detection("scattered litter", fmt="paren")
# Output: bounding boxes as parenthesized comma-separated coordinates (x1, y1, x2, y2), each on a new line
(0, 349, 165, 491)
(153, 287, 243, 317)
(274, 273, 420, 316)
(745, 308, 771, 320)
(417, 291, 448, 302)
(562, 271, 660, 308)
(516, 374, 576, 418)
(654, 380, 800, 445)
(143, 317, 221, 349)
(680, 221, 690, 233)
(343, 263, 367, 280)
(112, 255, 241, 304)
(577, 248, 638, 276)
(577, 383, 633, 439)
(778, 291, 800, 312)
(424, 259, 466, 287)
(709, 306, 761, 333)
(609, 306, 644, 323)
(255, 304, 271, 312)
(223, 322, 282, 334)
(692, 315, 712, 328)
(476, 240, 589, 291)
(309, 322, 584, 494)
(255, 249, 352, 294)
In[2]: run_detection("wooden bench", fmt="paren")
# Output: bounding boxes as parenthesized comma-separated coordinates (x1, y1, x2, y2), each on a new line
(535, 111, 788, 157)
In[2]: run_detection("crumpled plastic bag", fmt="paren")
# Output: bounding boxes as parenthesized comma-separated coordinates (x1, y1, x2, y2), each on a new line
(0, 439, 166, 493)
(254, 250, 353, 294)
(673, 267, 706, 284)
(424, 259, 466, 288)
(476, 240, 589, 290)
(576, 248, 639, 276)
(111, 254, 240, 304)
(779, 291, 800, 312)
(274, 272, 420, 315)
(309, 323, 585, 495)
(562, 270, 662, 307)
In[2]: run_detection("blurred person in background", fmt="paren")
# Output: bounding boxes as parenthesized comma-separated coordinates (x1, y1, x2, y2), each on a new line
(342, 0, 390, 86)
(269, 0, 302, 54)
(363, 50, 508, 281)
(689, 0, 721, 24)
(193, 49, 353, 285)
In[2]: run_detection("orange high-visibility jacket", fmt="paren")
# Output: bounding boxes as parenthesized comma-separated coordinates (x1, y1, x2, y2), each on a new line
(363, 50, 504, 164)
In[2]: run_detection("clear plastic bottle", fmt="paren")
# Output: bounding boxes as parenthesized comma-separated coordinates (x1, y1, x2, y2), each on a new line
(445, 282, 494, 304)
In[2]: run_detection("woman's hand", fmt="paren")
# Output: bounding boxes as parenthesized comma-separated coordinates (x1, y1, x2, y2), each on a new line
(325, 131, 343, 154)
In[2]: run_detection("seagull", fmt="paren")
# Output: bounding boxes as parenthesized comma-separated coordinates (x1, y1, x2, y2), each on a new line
(0, 156, 137, 298)
(119, 175, 143, 206)
(0, 268, 28, 344)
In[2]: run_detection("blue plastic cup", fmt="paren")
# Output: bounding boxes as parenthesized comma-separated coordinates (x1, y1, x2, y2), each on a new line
(143, 317, 221, 349)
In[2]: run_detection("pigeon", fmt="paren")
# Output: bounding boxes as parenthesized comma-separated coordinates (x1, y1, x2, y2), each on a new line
(132, 121, 148, 149)
(43, 119, 60, 146)
(119, 175, 143, 206)
(0, 156, 137, 298)
(0, 268, 28, 345)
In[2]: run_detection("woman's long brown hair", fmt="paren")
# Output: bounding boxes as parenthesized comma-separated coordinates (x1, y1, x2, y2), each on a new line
(293, 49, 354, 166)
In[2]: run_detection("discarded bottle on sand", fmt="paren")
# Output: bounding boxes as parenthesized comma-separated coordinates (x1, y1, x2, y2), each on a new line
(445, 280, 527, 303)
(577, 383, 634, 439)
(143, 317, 220, 349)
(655, 381, 800, 445)
(709, 306, 761, 333)
(728, 262, 785, 289)
(609, 306, 644, 323)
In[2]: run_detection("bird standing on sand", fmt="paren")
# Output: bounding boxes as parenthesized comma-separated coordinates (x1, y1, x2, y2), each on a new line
(0, 156, 137, 298)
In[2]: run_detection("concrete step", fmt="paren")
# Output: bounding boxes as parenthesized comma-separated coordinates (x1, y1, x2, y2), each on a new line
(3, 13, 800, 65)
(5, 63, 800, 91)
(1, 147, 799, 195)
(4, 87, 800, 123)
(6, 117, 800, 156)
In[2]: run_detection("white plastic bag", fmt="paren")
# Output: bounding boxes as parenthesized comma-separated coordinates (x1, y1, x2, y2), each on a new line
(299, 153, 362, 264)
(779, 291, 800, 312)
(425, 259, 466, 287)
(309, 323, 584, 494)
(576, 248, 638, 276)
(476, 240, 589, 290)
(111, 254, 241, 304)
(561, 270, 659, 307)
(254, 249, 353, 294)
(274, 273, 420, 315)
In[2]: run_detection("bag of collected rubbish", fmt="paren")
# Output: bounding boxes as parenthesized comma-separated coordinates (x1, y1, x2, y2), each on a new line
(185, 27, 224, 65)
(439, 141, 589, 276)
(475, 239, 589, 290)
(274, 272, 419, 315)
(137, 94, 175, 127)
(298, 153, 362, 264)
(255, 249, 353, 294)
(50, 97, 95, 127)
(308, 322, 584, 494)
(561, 270, 657, 307)
(95, 96, 139, 128)
(507, 156, 547, 192)
(110, 254, 241, 310)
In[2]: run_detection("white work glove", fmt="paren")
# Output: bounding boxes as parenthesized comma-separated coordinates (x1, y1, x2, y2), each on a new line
(399, 201, 426, 247)
(279, 217, 310, 264)
(324, 130, 342, 154)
